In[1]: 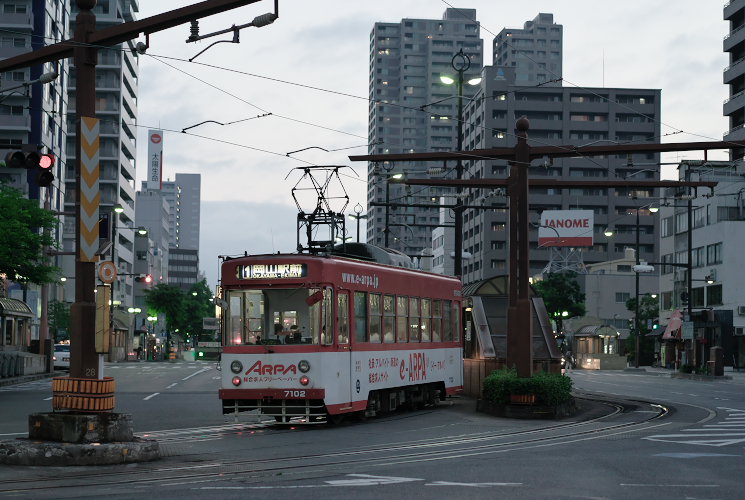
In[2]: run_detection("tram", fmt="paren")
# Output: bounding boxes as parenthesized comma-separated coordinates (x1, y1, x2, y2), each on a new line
(218, 246, 463, 423)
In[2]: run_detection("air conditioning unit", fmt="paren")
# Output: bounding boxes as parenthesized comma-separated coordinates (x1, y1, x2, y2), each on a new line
(738, 306, 745, 316)
(735, 327, 745, 336)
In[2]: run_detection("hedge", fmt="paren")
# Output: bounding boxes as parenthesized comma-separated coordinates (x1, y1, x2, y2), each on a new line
(482, 368, 573, 406)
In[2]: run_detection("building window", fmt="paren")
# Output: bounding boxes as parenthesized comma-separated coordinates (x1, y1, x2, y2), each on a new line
(706, 243, 722, 265)
(615, 292, 630, 303)
(707, 284, 722, 306)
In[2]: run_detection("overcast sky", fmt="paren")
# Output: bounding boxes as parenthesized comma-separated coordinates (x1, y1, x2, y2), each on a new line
(133, 1, 729, 290)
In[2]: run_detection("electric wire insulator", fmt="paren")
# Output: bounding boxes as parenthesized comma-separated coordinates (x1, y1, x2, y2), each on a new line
(190, 20, 199, 39)
(252, 13, 278, 27)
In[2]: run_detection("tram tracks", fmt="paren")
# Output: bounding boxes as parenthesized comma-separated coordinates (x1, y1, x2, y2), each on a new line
(0, 394, 669, 496)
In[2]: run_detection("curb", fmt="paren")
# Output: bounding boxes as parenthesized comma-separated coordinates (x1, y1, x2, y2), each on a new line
(0, 438, 160, 466)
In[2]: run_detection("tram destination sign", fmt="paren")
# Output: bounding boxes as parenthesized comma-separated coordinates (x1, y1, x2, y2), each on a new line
(236, 263, 307, 280)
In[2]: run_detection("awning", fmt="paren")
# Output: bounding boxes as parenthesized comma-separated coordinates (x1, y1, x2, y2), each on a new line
(662, 309, 683, 340)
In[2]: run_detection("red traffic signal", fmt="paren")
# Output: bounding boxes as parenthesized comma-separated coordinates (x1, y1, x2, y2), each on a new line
(37, 154, 55, 187)
(135, 274, 153, 283)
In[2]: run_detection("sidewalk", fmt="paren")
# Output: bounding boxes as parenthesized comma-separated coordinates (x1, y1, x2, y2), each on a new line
(624, 365, 745, 381)
(0, 370, 60, 387)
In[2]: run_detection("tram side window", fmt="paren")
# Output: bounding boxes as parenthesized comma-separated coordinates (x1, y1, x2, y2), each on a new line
(396, 296, 408, 342)
(452, 300, 461, 342)
(432, 299, 442, 342)
(337, 292, 349, 344)
(409, 297, 420, 342)
(369, 293, 382, 343)
(354, 292, 368, 342)
(420, 299, 431, 342)
(443, 300, 452, 341)
(383, 294, 395, 343)
(229, 295, 242, 346)
(321, 288, 334, 345)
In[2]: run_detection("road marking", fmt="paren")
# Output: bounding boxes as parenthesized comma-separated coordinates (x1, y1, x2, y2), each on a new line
(144, 392, 160, 400)
(326, 474, 422, 486)
(621, 483, 719, 488)
(427, 481, 522, 487)
(654, 453, 738, 458)
(182, 367, 211, 381)
(166, 383, 177, 389)
(43, 396, 52, 401)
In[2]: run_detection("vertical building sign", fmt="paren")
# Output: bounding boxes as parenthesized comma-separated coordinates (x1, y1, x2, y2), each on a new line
(148, 129, 163, 190)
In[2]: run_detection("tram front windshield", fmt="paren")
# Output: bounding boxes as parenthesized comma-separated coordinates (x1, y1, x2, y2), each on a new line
(225, 287, 331, 346)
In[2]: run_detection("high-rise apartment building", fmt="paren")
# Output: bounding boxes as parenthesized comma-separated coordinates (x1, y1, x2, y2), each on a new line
(0, 1, 70, 340)
(724, 0, 745, 161)
(61, 0, 140, 308)
(493, 13, 562, 87)
(162, 173, 201, 251)
(366, 8, 483, 258)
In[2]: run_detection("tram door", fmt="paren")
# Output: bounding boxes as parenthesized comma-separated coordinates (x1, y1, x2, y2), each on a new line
(337, 291, 352, 406)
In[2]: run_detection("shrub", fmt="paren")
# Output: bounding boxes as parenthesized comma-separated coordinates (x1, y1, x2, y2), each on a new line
(679, 364, 694, 374)
(482, 369, 573, 406)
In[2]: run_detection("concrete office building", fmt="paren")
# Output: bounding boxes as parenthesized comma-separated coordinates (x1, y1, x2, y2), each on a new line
(0, 1, 70, 342)
(724, 0, 745, 161)
(366, 8, 483, 259)
(61, 0, 140, 308)
(658, 160, 745, 368)
(162, 173, 201, 251)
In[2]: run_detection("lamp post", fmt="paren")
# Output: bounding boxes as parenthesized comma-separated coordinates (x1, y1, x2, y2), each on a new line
(439, 49, 482, 277)
(109, 204, 124, 355)
(348, 203, 368, 243)
(632, 203, 658, 368)
(384, 173, 403, 247)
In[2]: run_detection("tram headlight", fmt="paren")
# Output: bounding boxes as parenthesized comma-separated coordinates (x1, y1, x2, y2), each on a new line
(298, 360, 310, 373)
(231, 376, 241, 386)
(299, 375, 310, 386)
(230, 360, 243, 374)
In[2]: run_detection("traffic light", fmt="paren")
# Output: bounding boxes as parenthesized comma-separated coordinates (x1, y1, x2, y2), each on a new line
(3, 148, 55, 187)
(652, 319, 659, 330)
(135, 274, 153, 283)
(37, 154, 55, 187)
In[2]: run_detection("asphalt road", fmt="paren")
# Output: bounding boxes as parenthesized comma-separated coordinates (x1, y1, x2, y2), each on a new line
(1, 363, 743, 499)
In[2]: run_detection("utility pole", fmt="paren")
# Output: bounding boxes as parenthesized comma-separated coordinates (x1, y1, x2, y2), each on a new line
(351, 120, 734, 378)
(0, 0, 269, 413)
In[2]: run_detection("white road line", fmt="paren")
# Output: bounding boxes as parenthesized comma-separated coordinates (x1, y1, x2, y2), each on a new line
(144, 392, 160, 400)
(166, 383, 178, 389)
(43, 396, 52, 401)
(182, 367, 210, 381)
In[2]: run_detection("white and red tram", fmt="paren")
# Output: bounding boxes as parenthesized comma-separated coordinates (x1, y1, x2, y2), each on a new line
(218, 251, 463, 423)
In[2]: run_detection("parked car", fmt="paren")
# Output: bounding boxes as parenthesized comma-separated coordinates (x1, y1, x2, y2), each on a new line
(53, 344, 70, 370)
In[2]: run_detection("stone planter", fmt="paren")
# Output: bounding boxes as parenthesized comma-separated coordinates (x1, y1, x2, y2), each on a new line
(477, 396, 577, 419)
(509, 394, 536, 405)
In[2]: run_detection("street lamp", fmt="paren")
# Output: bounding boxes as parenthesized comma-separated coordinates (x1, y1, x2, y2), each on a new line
(0, 70, 58, 103)
(348, 203, 368, 243)
(632, 203, 659, 368)
(439, 49, 482, 277)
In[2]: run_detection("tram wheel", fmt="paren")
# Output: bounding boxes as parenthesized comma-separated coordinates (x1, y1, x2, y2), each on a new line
(327, 414, 345, 426)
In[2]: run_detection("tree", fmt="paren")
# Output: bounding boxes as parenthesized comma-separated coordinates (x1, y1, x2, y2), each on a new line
(532, 272, 586, 335)
(181, 280, 215, 345)
(0, 184, 59, 284)
(625, 294, 659, 364)
(143, 283, 186, 341)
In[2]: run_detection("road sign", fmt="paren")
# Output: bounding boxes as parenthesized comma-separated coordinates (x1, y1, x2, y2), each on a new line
(98, 260, 116, 283)
(203, 317, 218, 330)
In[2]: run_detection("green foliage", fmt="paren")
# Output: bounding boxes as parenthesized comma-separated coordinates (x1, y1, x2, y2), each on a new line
(144, 283, 186, 332)
(48, 299, 70, 342)
(532, 272, 586, 332)
(0, 184, 60, 284)
(482, 368, 573, 406)
(144, 280, 215, 343)
(180, 280, 215, 343)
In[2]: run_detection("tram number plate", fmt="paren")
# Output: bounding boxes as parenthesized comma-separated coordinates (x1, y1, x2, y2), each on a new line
(284, 390, 306, 398)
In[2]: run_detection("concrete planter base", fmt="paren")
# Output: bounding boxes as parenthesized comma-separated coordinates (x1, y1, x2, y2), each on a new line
(477, 396, 577, 419)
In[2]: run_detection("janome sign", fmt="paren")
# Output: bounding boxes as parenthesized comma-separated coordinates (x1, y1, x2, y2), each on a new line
(539, 210, 594, 247)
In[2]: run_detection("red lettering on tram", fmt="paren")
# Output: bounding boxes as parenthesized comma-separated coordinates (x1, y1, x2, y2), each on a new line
(246, 361, 298, 375)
